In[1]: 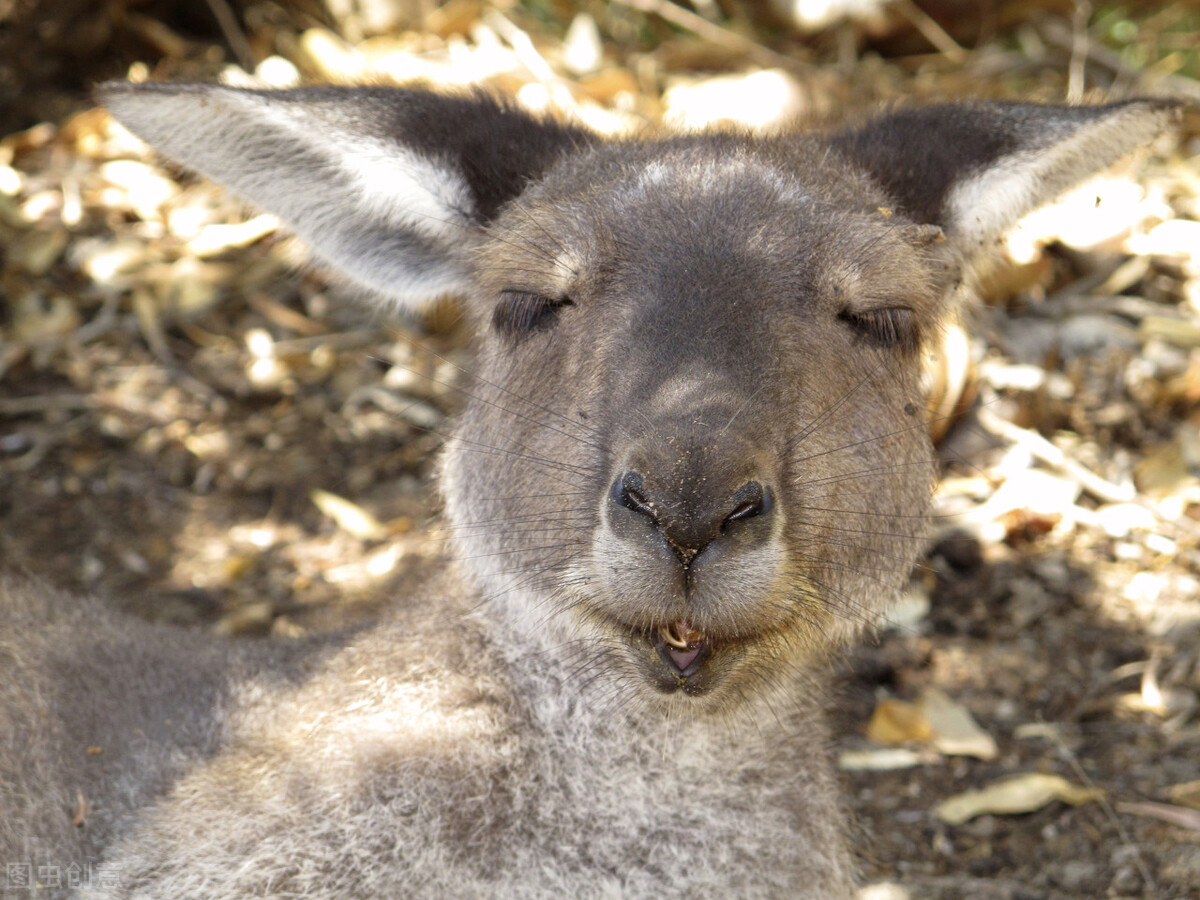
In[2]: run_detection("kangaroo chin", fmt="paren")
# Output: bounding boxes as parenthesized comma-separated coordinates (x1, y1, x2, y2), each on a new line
(0, 84, 1181, 899)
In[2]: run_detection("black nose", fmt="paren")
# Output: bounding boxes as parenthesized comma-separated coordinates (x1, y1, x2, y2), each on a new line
(610, 470, 774, 566)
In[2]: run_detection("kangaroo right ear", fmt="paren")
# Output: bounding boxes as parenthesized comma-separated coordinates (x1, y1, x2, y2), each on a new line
(830, 98, 1183, 263)
(100, 83, 592, 311)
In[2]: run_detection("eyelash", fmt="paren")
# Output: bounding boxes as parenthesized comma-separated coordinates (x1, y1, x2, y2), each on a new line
(838, 307, 920, 352)
(493, 290, 574, 339)
(491, 291, 919, 351)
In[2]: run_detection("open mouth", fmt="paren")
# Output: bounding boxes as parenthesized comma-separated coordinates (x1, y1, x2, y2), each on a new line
(591, 609, 763, 695)
(654, 620, 711, 678)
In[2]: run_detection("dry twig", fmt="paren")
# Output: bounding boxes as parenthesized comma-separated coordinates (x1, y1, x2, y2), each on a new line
(892, 0, 967, 64)
(203, 0, 258, 73)
(607, 0, 802, 71)
(976, 406, 1135, 504)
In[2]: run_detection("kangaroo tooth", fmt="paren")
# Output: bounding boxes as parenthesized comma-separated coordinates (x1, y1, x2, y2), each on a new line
(660, 621, 703, 649)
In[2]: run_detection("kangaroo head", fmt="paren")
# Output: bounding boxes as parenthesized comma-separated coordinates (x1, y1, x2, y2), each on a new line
(103, 84, 1178, 710)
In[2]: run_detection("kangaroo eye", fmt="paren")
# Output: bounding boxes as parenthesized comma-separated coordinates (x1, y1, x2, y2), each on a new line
(838, 307, 919, 352)
(493, 290, 574, 339)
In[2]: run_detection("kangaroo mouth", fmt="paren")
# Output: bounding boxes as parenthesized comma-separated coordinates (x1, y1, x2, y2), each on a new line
(592, 611, 758, 696)
(655, 621, 710, 676)
(640, 618, 737, 695)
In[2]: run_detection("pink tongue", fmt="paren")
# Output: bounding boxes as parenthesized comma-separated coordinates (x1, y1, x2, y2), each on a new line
(667, 645, 701, 671)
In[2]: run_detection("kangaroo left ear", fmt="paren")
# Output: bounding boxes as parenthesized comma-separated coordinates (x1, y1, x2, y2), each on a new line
(831, 98, 1183, 259)
(101, 83, 593, 311)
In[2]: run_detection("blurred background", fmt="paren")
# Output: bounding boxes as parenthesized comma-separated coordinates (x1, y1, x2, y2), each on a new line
(1, 1, 1199, 897)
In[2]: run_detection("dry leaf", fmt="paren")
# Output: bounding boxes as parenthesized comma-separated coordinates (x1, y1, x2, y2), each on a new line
(1094, 502, 1159, 538)
(866, 699, 933, 745)
(918, 688, 998, 760)
(1135, 439, 1194, 496)
(425, 0, 482, 38)
(148, 258, 228, 318)
(186, 214, 279, 258)
(9, 228, 68, 275)
(222, 554, 256, 583)
(215, 601, 275, 637)
(99, 159, 178, 218)
(562, 13, 603, 76)
(1008, 175, 1164, 261)
(1167, 779, 1200, 811)
(1139, 316, 1200, 350)
(838, 748, 924, 771)
(854, 884, 911, 900)
(578, 69, 639, 104)
(934, 774, 1104, 825)
(310, 488, 389, 540)
(663, 70, 808, 131)
(1126, 218, 1200, 263)
(1117, 801, 1200, 832)
(11, 294, 80, 344)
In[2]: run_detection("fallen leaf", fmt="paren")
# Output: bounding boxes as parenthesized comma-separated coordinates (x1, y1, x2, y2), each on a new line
(1013, 722, 1061, 741)
(918, 688, 998, 760)
(934, 773, 1104, 825)
(186, 214, 278, 258)
(310, 488, 389, 540)
(578, 69, 639, 104)
(99, 159, 178, 218)
(562, 13, 603, 76)
(663, 69, 809, 131)
(1167, 779, 1200, 811)
(11, 294, 80, 344)
(854, 883, 911, 900)
(866, 699, 933, 745)
(9, 228, 68, 275)
(838, 748, 924, 771)
(1139, 316, 1200, 350)
(1117, 801, 1200, 832)
(214, 601, 275, 637)
(425, 0, 481, 37)
(1126, 218, 1200, 262)
(222, 554, 256, 583)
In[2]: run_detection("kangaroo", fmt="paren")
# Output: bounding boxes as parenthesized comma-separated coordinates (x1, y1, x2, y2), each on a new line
(0, 85, 1181, 899)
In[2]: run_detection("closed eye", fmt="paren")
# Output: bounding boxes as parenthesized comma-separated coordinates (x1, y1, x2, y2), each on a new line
(838, 306, 919, 352)
(493, 290, 575, 339)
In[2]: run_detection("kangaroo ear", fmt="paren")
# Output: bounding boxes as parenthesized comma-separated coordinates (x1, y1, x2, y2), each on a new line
(100, 83, 591, 311)
(831, 99, 1183, 258)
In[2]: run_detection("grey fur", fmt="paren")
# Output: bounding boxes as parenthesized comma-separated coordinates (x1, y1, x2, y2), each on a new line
(1, 86, 1181, 899)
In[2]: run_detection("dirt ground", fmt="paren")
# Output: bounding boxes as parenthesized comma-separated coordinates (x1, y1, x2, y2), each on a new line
(2, 2, 1199, 898)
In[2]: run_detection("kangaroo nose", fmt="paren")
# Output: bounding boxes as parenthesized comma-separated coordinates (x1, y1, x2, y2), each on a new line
(609, 470, 774, 566)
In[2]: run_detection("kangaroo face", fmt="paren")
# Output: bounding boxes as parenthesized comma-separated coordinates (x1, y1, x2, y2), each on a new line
(102, 83, 1181, 711)
(447, 139, 938, 701)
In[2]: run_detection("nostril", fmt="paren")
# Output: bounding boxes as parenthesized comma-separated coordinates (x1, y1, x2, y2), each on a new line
(612, 471, 657, 521)
(721, 481, 773, 531)
(609, 472, 774, 561)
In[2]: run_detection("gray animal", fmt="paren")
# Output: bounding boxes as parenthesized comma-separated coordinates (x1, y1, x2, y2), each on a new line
(0, 84, 1180, 898)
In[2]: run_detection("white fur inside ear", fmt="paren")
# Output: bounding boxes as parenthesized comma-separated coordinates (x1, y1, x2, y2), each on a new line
(946, 104, 1173, 250)
(106, 86, 479, 310)
(341, 138, 471, 238)
(253, 100, 473, 246)
(220, 93, 478, 307)
(948, 148, 1045, 250)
